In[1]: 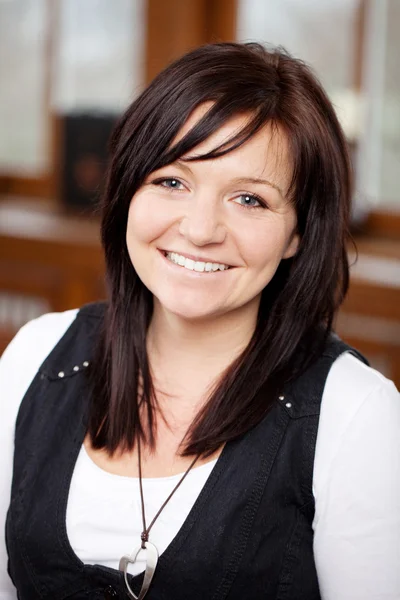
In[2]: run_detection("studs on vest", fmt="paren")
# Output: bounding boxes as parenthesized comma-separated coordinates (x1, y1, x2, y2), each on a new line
(103, 585, 118, 599)
(278, 395, 292, 410)
(57, 361, 89, 379)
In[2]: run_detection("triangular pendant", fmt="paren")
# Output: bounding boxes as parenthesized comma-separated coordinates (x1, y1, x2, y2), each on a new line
(119, 541, 159, 600)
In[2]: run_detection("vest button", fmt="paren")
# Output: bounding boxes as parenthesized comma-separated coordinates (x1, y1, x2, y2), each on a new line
(103, 585, 118, 599)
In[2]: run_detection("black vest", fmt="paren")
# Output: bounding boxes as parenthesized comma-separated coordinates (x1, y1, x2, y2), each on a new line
(6, 303, 367, 600)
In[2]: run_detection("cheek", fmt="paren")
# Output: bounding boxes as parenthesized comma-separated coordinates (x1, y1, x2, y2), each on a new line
(127, 193, 170, 244)
(237, 219, 293, 270)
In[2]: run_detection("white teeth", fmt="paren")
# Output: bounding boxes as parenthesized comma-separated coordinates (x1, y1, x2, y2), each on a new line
(166, 252, 230, 273)
(194, 261, 206, 272)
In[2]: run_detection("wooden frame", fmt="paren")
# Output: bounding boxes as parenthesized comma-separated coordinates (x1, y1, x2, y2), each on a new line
(145, 0, 236, 83)
(363, 209, 400, 238)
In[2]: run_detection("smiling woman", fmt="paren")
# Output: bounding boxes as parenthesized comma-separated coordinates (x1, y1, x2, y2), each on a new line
(1, 43, 399, 600)
(126, 113, 298, 322)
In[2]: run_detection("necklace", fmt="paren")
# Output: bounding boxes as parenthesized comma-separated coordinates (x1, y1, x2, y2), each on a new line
(119, 437, 200, 599)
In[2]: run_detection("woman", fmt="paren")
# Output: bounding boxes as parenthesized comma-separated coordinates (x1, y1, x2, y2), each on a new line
(1, 42, 399, 600)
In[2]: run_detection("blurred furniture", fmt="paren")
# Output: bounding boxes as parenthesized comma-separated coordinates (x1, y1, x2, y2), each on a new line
(0, 197, 105, 353)
(337, 236, 400, 386)
(60, 112, 118, 210)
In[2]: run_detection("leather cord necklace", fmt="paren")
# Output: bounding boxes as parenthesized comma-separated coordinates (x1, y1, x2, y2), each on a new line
(119, 436, 200, 600)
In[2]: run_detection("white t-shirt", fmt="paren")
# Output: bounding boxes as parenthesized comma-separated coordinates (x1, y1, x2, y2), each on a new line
(1, 310, 400, 600)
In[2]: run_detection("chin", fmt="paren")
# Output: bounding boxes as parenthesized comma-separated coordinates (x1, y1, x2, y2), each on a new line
(165, 304, 221, 322)
(155, 292, 224, 323)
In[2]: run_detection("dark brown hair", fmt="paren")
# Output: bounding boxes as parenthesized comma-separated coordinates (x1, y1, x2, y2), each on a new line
(89, 42, 352, 456)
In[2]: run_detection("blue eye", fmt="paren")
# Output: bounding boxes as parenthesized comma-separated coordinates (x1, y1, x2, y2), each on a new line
(234, 194, 265, 209)
(153, 178, 184, 190)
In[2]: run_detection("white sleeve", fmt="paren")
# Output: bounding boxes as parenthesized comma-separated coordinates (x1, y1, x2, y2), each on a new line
(313, 353, 400, 600)
(0, 310, 78, 599)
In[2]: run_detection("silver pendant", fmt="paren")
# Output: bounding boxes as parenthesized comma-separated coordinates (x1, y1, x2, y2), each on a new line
(119, 541, 159, 600)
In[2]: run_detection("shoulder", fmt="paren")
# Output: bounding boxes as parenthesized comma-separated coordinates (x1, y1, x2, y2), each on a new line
(314, 351, 399, 494)
(1, 308, 79, 372)
(326, 349, 395, 396)
(1, 301, 106, 386)
(322, 351, 398, 435)
(0, 309, 79, 419)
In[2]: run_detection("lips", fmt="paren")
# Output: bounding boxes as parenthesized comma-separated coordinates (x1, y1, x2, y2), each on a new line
(163, 251, 231, 273)
(161, 249, 233, 267)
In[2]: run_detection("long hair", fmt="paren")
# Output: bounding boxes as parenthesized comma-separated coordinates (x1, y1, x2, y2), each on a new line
(88, 42, 352, 456)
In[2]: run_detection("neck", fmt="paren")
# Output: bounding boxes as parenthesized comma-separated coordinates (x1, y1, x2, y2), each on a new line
(147, 300, 259, 390)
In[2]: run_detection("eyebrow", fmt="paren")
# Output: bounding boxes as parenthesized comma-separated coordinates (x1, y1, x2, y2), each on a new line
(231, 177, 284, 197)
(175, 160, 193, 174)
(174, 161, 284, 197)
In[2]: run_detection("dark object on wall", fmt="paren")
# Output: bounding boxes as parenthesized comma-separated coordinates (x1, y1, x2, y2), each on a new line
(60, 112, 118, 211)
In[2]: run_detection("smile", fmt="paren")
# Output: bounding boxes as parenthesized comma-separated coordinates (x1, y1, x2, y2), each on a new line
(163, 251, 231, 273)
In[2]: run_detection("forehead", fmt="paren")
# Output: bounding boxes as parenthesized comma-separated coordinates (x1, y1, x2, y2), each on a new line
(174, 104, 292, 191)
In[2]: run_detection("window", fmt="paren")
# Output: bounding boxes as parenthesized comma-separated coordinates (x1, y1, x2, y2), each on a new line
(237, 0, 360, 137)
(0, 0, 48, 173)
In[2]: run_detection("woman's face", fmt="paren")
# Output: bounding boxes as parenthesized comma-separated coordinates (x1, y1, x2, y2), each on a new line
(126, 107, 299, 323)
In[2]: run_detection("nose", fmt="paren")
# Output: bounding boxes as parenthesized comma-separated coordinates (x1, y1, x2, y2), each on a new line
(178, 195, 226, 246)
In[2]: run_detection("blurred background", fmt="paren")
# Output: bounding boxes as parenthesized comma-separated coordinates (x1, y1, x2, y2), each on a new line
(0, 0, 399, 386)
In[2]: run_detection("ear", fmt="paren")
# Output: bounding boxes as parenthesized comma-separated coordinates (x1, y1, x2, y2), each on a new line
(282, 232, 300, 259)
